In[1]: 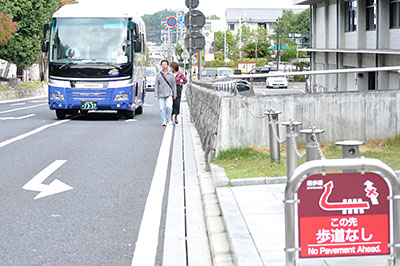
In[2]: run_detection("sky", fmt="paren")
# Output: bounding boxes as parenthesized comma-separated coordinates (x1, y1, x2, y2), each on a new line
(77, 0, 307, 19)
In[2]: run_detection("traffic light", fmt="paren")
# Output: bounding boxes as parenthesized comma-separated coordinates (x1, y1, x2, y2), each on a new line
(229, 51, 233, 58)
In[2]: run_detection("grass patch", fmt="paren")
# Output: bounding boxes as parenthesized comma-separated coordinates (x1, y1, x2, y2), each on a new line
(212, 136, 400, 179)
(20, 81, 42, 89)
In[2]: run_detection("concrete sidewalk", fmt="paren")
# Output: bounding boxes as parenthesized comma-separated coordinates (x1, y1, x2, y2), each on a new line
(213, 167, 400, 266)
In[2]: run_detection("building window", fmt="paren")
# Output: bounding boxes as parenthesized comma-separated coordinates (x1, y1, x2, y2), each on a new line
(228, 23, 235, 31)
(257, 23, 266, 29)
(366, 0, 376, 30)
(345, 0, 357, 32)
(390, 0, 400, 28)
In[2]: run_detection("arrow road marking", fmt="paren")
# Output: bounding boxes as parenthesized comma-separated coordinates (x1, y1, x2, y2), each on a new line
(22, 160, 73, 200)
(0, 114, 36, 120)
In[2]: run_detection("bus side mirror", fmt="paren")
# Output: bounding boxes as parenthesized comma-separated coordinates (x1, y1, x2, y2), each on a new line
(42, 22, 51, 53)
(42, 40, 49, 53)
(130, 22, 142, 52)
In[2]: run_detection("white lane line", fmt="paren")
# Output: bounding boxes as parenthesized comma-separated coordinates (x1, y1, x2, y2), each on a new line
(0, 103, 47, 114)
(0, 119, 70, 149)
(0, 114, 36, 120)
(10, 103, 26, 106)
(131, 124, 174, 266)
(125, 119, 137, 123)
(29, 100, 48, 103)
(23, 160, 73, 200)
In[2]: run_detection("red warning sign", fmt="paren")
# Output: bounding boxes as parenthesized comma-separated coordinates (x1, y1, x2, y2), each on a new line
(297, 172, 390, 258)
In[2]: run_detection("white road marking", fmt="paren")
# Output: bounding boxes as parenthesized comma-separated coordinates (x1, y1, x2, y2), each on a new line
(23, 160, 73, 200)
(10, 103, 26, 106)
(0, 103, 47, 114)
(143, 103, 154, 107)
(29, 100, 48, 103)
(0, 114, 36, 120)
(0, 119, 70, 149)
(125, 119, 137, 123)
(131, 124, 174, 266)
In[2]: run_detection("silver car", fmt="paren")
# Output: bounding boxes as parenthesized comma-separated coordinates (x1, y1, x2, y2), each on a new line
(145, 67, 157, 91)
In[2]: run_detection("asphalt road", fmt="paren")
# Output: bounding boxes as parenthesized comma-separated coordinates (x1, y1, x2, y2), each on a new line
(0, 93, 166, 266)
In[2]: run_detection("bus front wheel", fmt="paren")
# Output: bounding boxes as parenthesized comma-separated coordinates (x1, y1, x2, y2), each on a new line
(55, 110, 66, 120)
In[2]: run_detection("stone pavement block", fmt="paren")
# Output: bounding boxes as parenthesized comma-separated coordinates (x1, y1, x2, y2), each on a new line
(210, 232, 231, 254)
(206, 216, 225, 234)
(204, 203, 221, 217)
(203, 193, 218, 205)
(214, 254, 234, 266)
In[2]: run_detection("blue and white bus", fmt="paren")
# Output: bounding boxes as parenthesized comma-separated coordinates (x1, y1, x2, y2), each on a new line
(42, 3, 146, 119)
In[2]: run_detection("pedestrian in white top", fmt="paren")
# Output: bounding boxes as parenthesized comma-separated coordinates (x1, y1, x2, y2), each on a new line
(154, 60, 177, 126)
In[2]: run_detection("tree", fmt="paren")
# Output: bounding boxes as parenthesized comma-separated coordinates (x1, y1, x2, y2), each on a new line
(242, 41, 271, 61)
(0, 13, 17, 45)
(272, 8, 310, 47)
(0, 0, 59, 68)
(214, 30, 235, 55)
(142, 9, 176, 43)
(58, 0, 78, 9)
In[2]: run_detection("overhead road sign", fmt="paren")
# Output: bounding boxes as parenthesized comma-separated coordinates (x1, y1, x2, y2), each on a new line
(185, 0, 199, 9)
(184, 10, 205, 31)
(166, 16, 177, 28)
(184, 32, 205, 54)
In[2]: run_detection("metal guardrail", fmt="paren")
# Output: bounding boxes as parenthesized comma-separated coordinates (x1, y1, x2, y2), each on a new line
(192, 79, 255, 96)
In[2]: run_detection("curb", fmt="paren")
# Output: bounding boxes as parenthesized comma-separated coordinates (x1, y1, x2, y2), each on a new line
(210, 163, 287, 187)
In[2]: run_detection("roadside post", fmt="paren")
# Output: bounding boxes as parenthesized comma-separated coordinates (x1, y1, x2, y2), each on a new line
(265, 109, 282, 163)
(284, 158, 400, 266)
(336, 140, 365, 172)
(300, 126, 325, 161)
(281, 120, 302, 178)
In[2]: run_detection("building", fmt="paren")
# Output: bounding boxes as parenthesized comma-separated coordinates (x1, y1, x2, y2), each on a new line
(225, 8, 306, 35)
(294, 0, 400, 91)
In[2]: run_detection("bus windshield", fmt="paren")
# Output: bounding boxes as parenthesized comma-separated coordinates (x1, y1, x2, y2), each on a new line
(49, 18, 131, 64)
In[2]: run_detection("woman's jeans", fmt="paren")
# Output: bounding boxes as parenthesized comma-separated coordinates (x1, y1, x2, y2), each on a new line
(158, 96, 173, 123)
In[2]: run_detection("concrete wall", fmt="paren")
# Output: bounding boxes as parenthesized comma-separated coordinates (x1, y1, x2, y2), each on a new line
(187, 84, 400, 161)
(0, 87, 47, 102)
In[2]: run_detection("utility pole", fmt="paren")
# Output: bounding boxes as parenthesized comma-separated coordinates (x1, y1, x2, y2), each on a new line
(255, 30, 258, 66)
(239, 17, 242, 60)
(276, 19, 280, 71)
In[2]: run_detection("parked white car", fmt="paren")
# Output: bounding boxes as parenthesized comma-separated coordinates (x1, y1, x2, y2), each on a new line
(266, 72, 288, 89)
(145, 67, 157, 91)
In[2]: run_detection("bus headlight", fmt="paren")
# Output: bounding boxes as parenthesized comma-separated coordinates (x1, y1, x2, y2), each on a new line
(51, 92, 65, 100)
(114, 93, 129, 100)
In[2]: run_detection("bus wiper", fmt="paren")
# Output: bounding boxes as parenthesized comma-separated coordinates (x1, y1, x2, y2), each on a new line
(90, 61, 121, 69)
(59, 59, 87, 69)
(59, 62, 77, 69)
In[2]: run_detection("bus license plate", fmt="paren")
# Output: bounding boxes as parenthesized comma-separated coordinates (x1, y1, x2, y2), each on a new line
(81, 101, 98, 110)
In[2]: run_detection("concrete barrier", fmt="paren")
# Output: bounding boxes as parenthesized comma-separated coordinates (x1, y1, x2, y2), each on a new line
(0, 87, 47, 102)
(186, 83, 400, 161)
